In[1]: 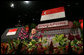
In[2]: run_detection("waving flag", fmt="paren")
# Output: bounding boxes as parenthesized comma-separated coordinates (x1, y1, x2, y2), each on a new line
(40, 7, 65, 21)
(6, 28, 18, 36)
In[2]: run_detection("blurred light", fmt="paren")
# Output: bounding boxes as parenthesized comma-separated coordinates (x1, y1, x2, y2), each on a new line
(10, 3, 14, 8)
(67, 5, 71, 7)
(24, 1, 29, 4)
(75, 3, 79, 5)
(33, 18, 35, 21)
(18, 20, 21, 23)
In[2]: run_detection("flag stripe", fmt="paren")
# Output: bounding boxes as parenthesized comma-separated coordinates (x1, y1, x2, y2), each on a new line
(6, 31, 16, 36)
(42, 7, 64, 15)
(9, 28, 18, 32)
(40, 12, 65, 21)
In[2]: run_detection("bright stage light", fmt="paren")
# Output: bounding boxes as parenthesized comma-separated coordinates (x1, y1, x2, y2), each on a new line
(24, 1, 29, 4)
(10, 3, 14, 8)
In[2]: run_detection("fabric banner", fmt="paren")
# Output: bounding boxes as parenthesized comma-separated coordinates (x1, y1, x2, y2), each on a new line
(6, 28, 18, 36)
(40, 7, 65, 21)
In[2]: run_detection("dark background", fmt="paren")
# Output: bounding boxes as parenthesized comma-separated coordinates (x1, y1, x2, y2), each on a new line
(0, 0, 83, 36)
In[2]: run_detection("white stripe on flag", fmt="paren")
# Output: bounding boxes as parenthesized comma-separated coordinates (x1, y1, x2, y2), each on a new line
(6, 31, 16, 36)
(40, 12, 65, 21)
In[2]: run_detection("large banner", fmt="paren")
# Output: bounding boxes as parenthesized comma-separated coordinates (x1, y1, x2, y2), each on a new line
(37, 20, 68, 29)
(40, 7, 65, 21)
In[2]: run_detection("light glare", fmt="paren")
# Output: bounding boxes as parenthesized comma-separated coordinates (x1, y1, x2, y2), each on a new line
(24, 1, 29, 4)
(10, 3, 14, 8)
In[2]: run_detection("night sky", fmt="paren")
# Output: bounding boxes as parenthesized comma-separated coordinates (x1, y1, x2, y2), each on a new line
(0, 0, 83, 36)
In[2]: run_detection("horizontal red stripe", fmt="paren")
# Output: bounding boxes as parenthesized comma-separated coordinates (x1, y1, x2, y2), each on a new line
(42, 7, 65, 15)
(9, 28, 18, 32)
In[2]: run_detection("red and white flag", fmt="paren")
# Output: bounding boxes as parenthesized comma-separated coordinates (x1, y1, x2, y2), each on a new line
(40, 7, 65, 21)
(6, 28, 18, 36)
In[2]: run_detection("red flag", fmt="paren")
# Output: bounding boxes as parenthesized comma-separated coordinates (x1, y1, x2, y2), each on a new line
(40, 7, 65, 21)
(6, 28, 18, 36)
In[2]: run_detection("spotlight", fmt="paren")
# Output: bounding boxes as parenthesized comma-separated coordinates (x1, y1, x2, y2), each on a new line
(10, 3, 14, 8)
(24, 1, 29, 4)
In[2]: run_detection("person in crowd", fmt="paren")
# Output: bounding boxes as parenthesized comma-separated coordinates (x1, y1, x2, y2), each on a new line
(29, 28, 38, 41)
